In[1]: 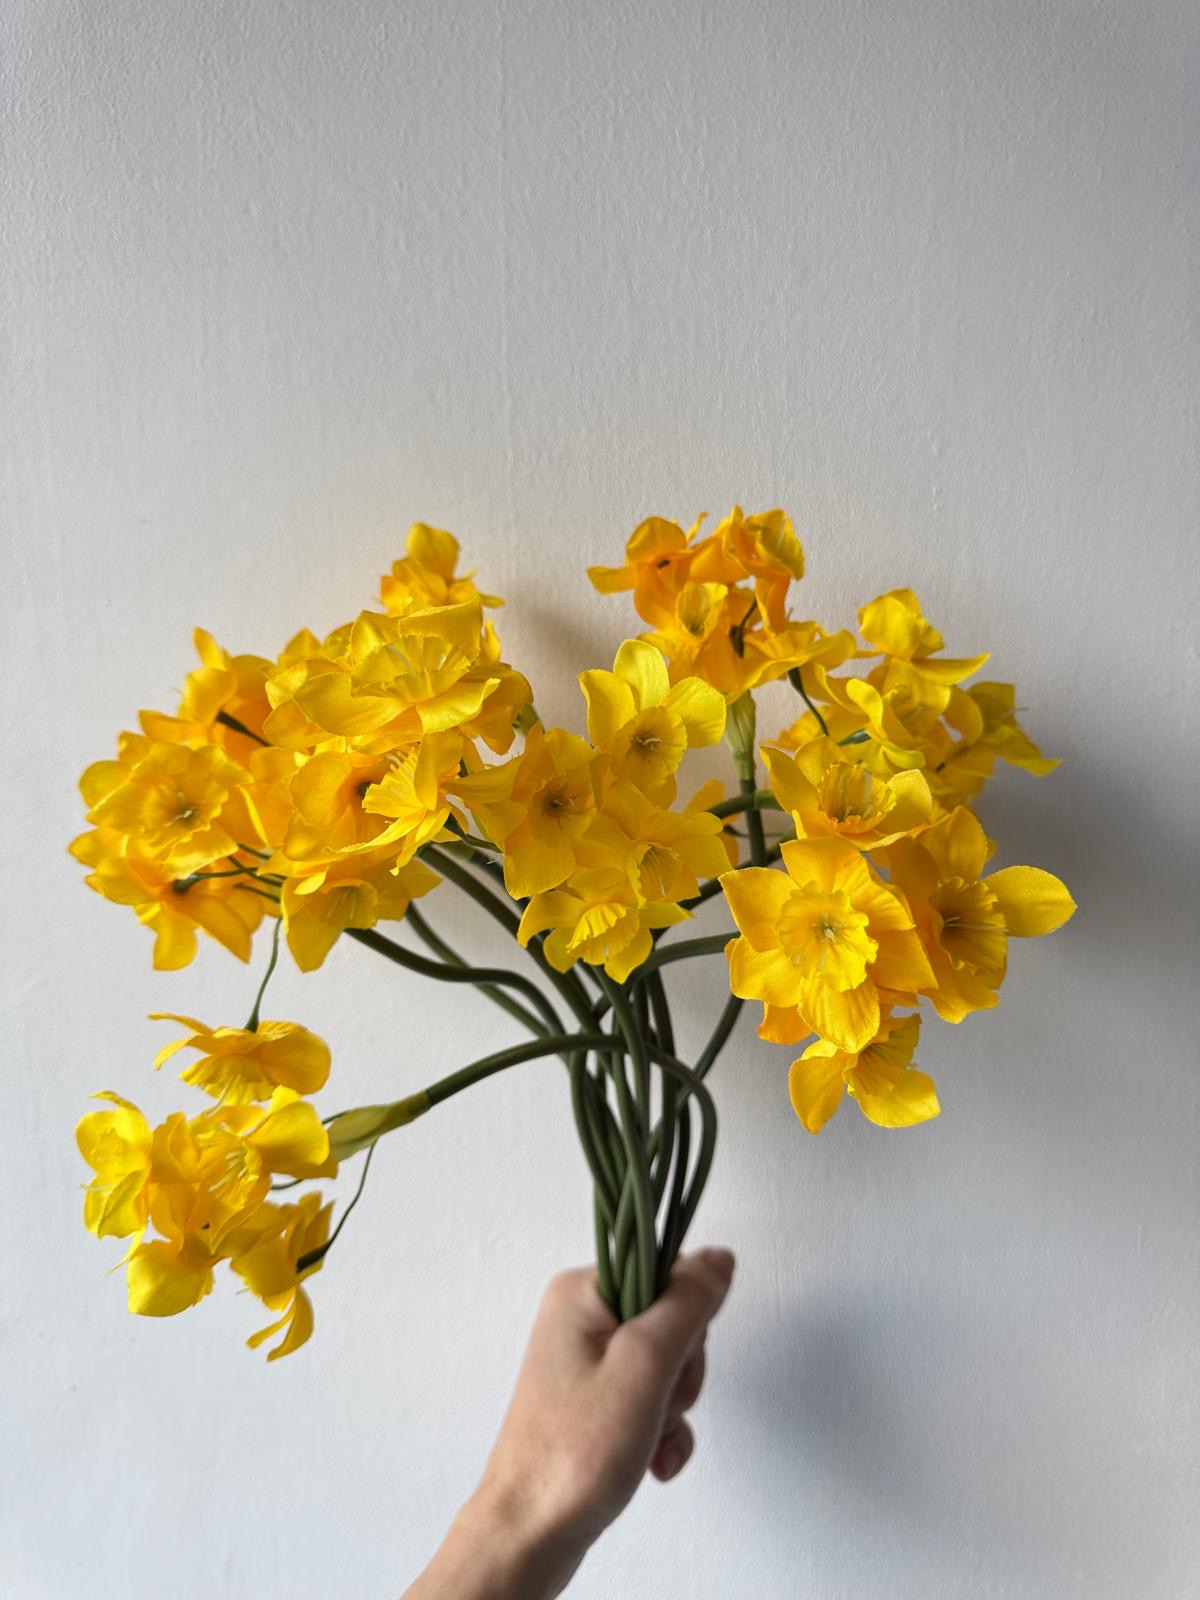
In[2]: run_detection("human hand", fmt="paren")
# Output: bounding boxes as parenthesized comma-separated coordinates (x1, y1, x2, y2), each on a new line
(404, 1248, 735, 1599)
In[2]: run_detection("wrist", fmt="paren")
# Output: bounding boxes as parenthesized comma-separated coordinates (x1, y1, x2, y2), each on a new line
(410, 1477, 588, 1600)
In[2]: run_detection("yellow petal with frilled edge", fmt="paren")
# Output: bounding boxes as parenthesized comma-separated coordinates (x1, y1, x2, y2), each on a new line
(615, 638, 671, 709)
(984, 866, 1076, 937)
(84, 1169, 149, 1238)
(126, 1242, 214, 1317)
(719, 867, 795, 951)
(795, 975, 880, 1054)
(789, 1044, 848, 1133)
(662, 676, 726, 746)
(253, 1287, 316, 1362)
(578, 669, 637, 745)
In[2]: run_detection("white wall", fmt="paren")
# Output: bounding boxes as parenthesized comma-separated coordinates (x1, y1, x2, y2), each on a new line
(4, 3, 1197, 1597)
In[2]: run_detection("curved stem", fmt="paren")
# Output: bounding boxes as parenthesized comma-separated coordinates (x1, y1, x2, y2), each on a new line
(245, 918, 281, 1032)
(600, 976, 657, 1315)
(707, 788, 781, 820)
(347, 926, 560, 1037)
(787, 665, 830, 737)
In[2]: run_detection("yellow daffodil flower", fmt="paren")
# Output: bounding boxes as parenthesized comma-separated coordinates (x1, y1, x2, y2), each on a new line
(721, 837, 935, 1053)
(228, 1193, 333, 1360)
(139, 627, 273, 759)
(584, 779, 733, 902)
(380, 523, 502, 614)
(763, 740, 932, 848)
(710, 505, 805, 631)
(587, 514, 707, 626)
(150, 1015, 332, 1104)
(936, 681, 1060, 802)
(84, 738, 251, 876)
(878, 806, 1076, 1023)
(279, 852, 440, 971)
(788, 1013, 939, 1132)
(519, 866, 689, 982)
(455, 724, 600, 898)
(858, 588, 990, 684)
(579, 639, 726, 794)
(69, 825, 263, 968)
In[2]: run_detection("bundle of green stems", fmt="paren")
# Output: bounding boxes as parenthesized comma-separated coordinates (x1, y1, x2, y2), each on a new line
(340, 781, 776, 1318)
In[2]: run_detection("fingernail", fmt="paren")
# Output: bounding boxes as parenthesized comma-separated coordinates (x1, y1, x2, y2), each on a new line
(699, 1247, 735, 1282)
(658, 1444, 681, 1478)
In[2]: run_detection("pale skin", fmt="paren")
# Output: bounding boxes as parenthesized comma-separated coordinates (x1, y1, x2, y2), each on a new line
(402, 1247, 736, 1599)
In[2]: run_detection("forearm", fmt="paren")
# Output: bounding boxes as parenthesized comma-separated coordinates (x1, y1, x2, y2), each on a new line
(402, 1483, 587, 1600)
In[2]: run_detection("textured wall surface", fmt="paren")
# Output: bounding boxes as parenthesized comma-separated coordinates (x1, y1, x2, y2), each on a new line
(3, 4, 1197, 1597)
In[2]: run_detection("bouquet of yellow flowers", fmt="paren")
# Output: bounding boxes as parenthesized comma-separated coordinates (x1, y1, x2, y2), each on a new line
(73, 509, 1075, 1358)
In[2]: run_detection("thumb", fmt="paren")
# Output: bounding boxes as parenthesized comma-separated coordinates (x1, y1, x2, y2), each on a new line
(615, 1248, 735, 1377)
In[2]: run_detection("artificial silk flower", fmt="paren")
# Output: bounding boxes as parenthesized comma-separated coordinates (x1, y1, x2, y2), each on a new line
(579, 639, 726, 793)
(587, 514, 707, 626)
(518, 866, 690, 982)
(76, 1092, 154, 1239)
(279, 852, 440, 971)
(69, 825, 263, 969)
(763, 740, 933, 849)
(454, 724, 600, 899)
(721, 837, 934, 1053)
(858, 588, 990, 685)
(711, 506, 805, 631)
(84, 739, 251, 876)
(150, 1015, 332, 1104)
(380, 522, 502, 614)
(584, 779, 733, 903)
(878, 806, 1076, 1023)
(788, 1013, 939, 1133)
(231, 1192, 333, 1360)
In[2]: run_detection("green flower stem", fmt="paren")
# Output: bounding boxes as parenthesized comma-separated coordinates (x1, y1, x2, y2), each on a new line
(421, 844, 522, 936)
(693, 989, 744, 1080)
(347, 927, 559, 1037)
(741, 775, 768, 865)
(638, 934, 731, 974)
(787, 665, 829, 737)
(347, 926, 620, 1219)
(423, 843, 598, 1035)
(707, 788, 781, 820)
(421, 1032, 616, 1107)
(594, 1192, 618, 1313)
(646, 971, 677, 1209)
(659, 1098, 693, 1286)
(215, 710, 270, 747)
(245, 918, 281, 1031)
(600, 976, 657, 1315)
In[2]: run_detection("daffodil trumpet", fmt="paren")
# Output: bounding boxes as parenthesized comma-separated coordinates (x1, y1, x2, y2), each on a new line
(73, 512, 1075, 1357)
